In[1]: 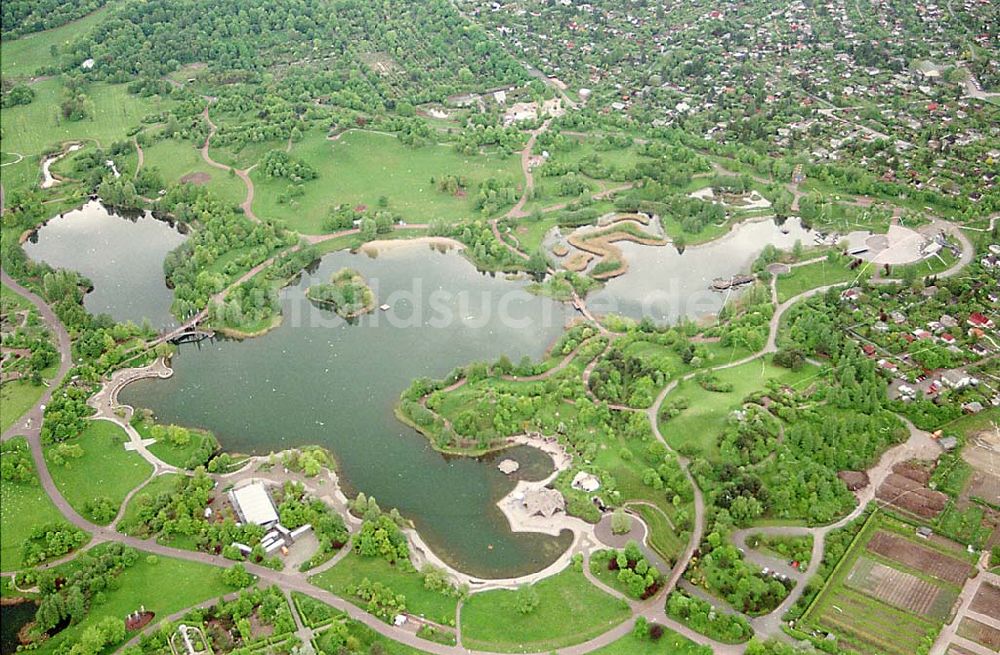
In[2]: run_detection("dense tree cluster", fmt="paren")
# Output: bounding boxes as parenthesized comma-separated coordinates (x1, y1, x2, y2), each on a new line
(0, 80, 34, 107)
(260, 149, 317, 182)
(593, 542, 663, 599)
(65, 0, 526, 108)
(665, 590, 754, 643)
(31, 543, 138, 636)
(589, 347, 670, 408)
(159, 184, 296, 320)
(1, 0, 108, 37)
(22, 522, 90, 567)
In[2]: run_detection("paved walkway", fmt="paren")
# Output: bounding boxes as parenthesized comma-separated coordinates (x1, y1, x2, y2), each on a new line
(0, 270, 73, 443)
(2, 152, 989, 655)
(86, 359, 177, 472)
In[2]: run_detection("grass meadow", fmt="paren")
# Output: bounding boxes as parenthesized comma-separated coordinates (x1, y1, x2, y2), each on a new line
(251, 130, 522, 233)
(46, 419, 153, 524)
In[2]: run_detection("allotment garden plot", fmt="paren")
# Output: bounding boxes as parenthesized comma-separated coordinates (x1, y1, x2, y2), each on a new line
(802, 517, 974, 655)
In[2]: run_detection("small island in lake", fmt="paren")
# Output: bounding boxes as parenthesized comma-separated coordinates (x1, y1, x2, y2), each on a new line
(305, 268, 376, 318)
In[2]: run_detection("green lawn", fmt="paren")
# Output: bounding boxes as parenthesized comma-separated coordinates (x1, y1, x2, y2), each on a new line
(0, 80, 170, 173)
(309, 552, 459, 626)
(590, 626, 711, 655)
(34, 548, 233, 655)
(776, 259, 859, 302)
(139, 139, 248, 207)
(658, 357, 820, 457)
(251, 130, 523, 233)
(1, 438, 78, 571)
(0, 380, 46, 433)
(632, 503, 686, 564)
(0, 5, 115, 78)
(46, 420, 153, 524)
(459, 567, 630, 653)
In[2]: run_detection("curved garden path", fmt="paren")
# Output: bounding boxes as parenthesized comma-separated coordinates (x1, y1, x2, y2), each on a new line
(199, 106, 259, 222)
(1, 151, 24, 167)
(1, 124, 988, 654)
(0, 270, 74, 443)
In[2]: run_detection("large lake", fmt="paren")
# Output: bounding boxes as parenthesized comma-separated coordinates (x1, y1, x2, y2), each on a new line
(40, 208, 822, 577)
(121, 242, 576, 577)
(23, 201, 187, 330)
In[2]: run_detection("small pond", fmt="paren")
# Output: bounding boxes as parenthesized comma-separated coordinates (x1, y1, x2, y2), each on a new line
(23, 200, 187, 330)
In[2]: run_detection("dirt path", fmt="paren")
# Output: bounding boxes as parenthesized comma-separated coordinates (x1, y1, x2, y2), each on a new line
(1, 152, 24, 167)
(132, 138, 144, 175)
(199, 107, 260, 222)
(505, 118, 552, 220)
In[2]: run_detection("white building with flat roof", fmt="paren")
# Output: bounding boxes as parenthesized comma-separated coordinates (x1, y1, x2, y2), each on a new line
(229, 483, 279, 527)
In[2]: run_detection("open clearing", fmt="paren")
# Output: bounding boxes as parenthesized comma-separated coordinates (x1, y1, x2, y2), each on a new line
(459, 567, 630, 653)
(657, 356, 820, 456)
(865, 530, 973, 586)
(776, 259, 859, 302)
(251, 130, 522, 233)
(0, 80, 171, 192)
(0, 6, 114, 78)
(140, 139, 247, 207)
(1, 438, 74, 571)
(46, 420, 154, 525)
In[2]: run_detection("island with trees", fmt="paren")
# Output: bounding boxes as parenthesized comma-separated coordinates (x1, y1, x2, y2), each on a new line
(1, 1, 998, 654)
(305, 267, 377, 319)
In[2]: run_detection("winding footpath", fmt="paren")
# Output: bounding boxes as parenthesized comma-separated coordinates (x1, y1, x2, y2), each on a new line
(1, 115, 990, 654)
(0, 270, 74, 443)
(200, 106, 260, 222)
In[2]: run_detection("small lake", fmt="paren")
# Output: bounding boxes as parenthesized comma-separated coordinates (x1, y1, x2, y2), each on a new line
(23, 201, 187, 330)
(588, 217, 817, 323)
(122, 242, 576, 578)
(0, 601, 36, 655)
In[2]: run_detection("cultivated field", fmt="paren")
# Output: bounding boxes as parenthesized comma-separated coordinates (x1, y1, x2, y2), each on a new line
(814, 586, 935, 655)
(845, 557, 954, 620)
(969, 582, 1000, 620)
(866, 530, 973, 586)
(957, 617, 1000, 651)
(802, 516, 962, 655)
